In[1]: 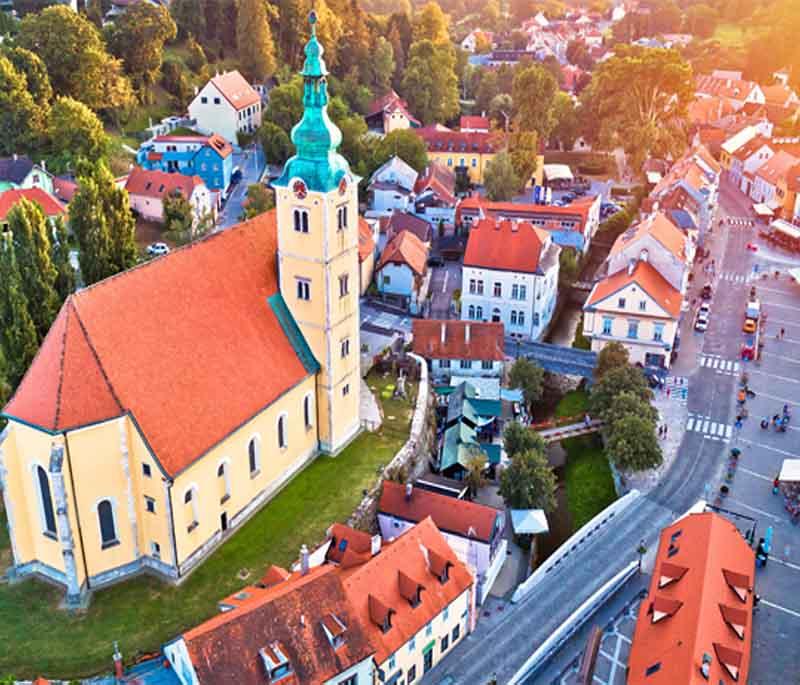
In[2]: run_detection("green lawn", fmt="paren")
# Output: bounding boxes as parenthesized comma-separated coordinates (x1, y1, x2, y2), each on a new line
(555, 390, 589, 420)
(712, 23, 746, 47)
(563, 435, 617, 530)
(0, 372, 416, 679)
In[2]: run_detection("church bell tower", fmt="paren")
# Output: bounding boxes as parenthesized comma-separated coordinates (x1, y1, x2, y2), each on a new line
(272, 12, 361, 454)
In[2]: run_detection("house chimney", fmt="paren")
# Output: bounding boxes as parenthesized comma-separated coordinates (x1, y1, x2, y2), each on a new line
(405, 482, 413, 501)
(113, 641, 123, 681)
(40, 160, 47, 172)
(465, 323, 471, 344)
(441, 322, 447, 344)
(12, 153, 17, 162)
(300, 544, 310, 576)
(371, 534, 382, 556)
(300, 614, 306, 628)
(639, 248, 649, 262)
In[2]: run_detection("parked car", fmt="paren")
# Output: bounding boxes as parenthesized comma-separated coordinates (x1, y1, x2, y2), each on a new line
(701, 283, 713, 300)
(561, 192, 576, 203)
(231, 168, 243, 184)
(695, 303, 711, 332)
(147, 242, 170, 256)
(427, 255, 445, 267)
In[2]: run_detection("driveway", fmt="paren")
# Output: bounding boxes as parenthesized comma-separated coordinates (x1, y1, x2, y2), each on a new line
(216, 143, 266, 230)
(428, 260, 462, 319)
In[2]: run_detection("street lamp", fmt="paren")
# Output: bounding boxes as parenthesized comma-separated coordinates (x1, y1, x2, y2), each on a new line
(636, 539, 647, 574)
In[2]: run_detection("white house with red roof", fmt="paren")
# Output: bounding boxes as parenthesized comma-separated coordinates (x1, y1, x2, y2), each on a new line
(461, 218, 560, 341)
(125, 167, 213, 225)
(412, 320, 505, 380)
(365, 90, 421, 135)
(188, 70, 263, 144)
(0, 187, 67, 232)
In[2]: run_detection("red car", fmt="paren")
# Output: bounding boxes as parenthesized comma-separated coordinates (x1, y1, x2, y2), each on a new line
(746, 243, 758, 252)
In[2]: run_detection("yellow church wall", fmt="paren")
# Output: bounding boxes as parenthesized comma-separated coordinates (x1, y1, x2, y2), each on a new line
(169, 374, 318, 569)
(426, 152, 543, 187)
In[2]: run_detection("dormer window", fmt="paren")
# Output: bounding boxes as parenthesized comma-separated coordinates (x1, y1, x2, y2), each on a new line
(259, 642, 293, 682)
(398, 570, 425, 608)
(369, 594, 395, 634)
(321, 613, 347, 649)
(427, 548, 453, 584)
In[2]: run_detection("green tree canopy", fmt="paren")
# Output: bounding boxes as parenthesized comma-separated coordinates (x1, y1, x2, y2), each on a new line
(499, 449, 558, 512)
(551, 92, 580, 151)
(51, 216, 75, 302)
(258, 120, 294, 165)
(606, 391, 659, 427)
(509, 357, 545, 410)
(265, 76, 304, 133)
(606, 414, 663, 471)
(685, 4, 720, 39)
(512, 64, 558, 140)
(47, 96, 110, 174)
(2, 46, 53, 105)
(237, 0, 277, 81)
(163, 189, 194, 237)
(594, 341, 630, 380)
(558, 247, 579, 288)
(484, 151, 521, 201)
(242, 184, 275, 220)
(0, 54, 46, 156)
(170, 0, 206, 40)
(504, 421, 547, 460)
(374, 129, 429, 174)
(509, 130, 540, 188)
(401, 39, 459, 125)
(589, 365, 653, 420)
(364, 37, 395, 96)
(412, 1, 450, 44)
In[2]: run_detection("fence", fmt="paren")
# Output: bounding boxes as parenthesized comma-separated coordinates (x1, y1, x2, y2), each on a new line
(511, 490, 641, 603)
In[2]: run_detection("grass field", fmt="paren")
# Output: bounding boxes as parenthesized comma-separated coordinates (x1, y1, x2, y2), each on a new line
(555, 389, 590, 420)
(0, 373, 416, 679)
(563, 435, 617, 530)
(712, 23, 747, 47)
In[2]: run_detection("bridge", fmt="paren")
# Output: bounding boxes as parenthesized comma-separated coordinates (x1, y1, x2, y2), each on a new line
(506, 339, 597, 379)
(537, 419, 603, 443)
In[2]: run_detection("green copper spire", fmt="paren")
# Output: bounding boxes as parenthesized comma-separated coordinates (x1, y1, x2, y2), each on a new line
(273, 11, 352, 193)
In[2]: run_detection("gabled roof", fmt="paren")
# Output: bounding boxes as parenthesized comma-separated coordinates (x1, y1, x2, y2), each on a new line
(3, 211, 313, 477)
(416, 126, 500, 155)
(457, 194, 595, 224)
(761, 83, 797, 106)
(183, 565, 375, 685)
(412, 320, 505, 361)
(695, 74, 758, 101)
(377, 229, 429, 276)
(459, 115, 490, 131)
(152, 133, 234, 159)
(379, 480, 501, 543)
(627, 513, 755, 685)
(585, 259, 682, 319)
(784, 163, 800, 192)
(414, 161, 457, 207)
(0, 155, 36, 184)
(386, 212, 432, 243)
(732, 135, 772, 161)
(340, 517, 473, 664)
(208, 70, 260, 111)
(754, 150, 799, 186)
(52, 177, 78, 204)
(463, 218, 545, 274)
(0, 188, 66, 221)
(358, 218, 375, 262)
(368, 155, 418, 193)
(124, 167, 205, 199)
(688, 97, 736, 126)
(366, 90, 420, 126)
(609, 212, 687, 264)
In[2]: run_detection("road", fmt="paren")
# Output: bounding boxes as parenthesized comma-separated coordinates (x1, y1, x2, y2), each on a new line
(421, 176, 800, 684)
(216, 144, 265, 229)
(428, 260, 462, 319)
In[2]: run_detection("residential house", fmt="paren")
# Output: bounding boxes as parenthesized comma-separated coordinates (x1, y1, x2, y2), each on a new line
(0, 156, 53, 194)
(416, 127, 506, 185)
(459, 115, 490, 133)
(777, 162, 800, 221)
(740, 101, 799, 128)
(627, 512, 754, 685)
(561, 64, 586, 94)
(688, 97, 737, 129)
(365, 90, 420, 135)
(376, 230, 430, 313)
(412, 320, 505, 380)
(358, 218, 377, 295)
(137, 133, 234, 197)
(378, 481, 506, 604)
(719, 124, 761, 172)
(695, 73, 765, 110)
(762, 82, 800, 109)
(751, 150, 799, 206)
(461, 218, 560, 341)
(367, 155, 418, 212)
(461, 29, 493, 52)
(124, 167, 213, 225)
(52, 177, 78, 205)
(457, 195, 602, 254)
(188, 71, 262, 144)
(385, 212, 433, 246)
(414, 161, 458, 225)
(0, 25, 363, 604)
(729, 136, 774, 196)
(0, 188, 66, 233)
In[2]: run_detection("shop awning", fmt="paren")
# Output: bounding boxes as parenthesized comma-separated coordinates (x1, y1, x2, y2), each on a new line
(779, 459, 800, 483)
(510, 509, 549, 535)
(753, 203, 774, 217)
(788, 267, 800, 283)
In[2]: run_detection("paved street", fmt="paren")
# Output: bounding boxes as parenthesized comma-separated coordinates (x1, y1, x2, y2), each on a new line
(420, 176, 800, 684)
(428, 260, 462, 319)
(216, 144, 265, 229)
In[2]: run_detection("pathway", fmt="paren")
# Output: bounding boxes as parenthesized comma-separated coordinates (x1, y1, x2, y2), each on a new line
(537, 420, 603, 444)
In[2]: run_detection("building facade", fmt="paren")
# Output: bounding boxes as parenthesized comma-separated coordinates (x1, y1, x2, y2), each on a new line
(412, 320, 505, 381)
(188, 71, 262, 144)
(0, 20, 361, 604)
(125, 167, 213, 225)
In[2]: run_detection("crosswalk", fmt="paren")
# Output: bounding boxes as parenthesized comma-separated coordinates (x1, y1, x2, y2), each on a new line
(664, 376, 688, 403)
(687, 413, 733, 441)
(726, 217, 755, 227)
(699, 355, 740, 376)
(718, 271, 757, 284)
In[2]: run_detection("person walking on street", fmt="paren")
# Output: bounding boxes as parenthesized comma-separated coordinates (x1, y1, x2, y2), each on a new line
(780, 327, 785, 340)
(663, 425, 668, 439)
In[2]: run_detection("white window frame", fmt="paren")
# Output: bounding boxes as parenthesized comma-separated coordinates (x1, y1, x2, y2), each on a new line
(303, 393, 314, 429)
(217, 459, 231, 502)
(296, 278, 311, 301)
(277, 413, 288, 449)
(248, 434, 262, 476)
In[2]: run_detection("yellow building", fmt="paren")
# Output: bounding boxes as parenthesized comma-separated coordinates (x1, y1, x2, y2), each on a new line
(416, 126, 544, 187)
(0, 18, 361, 605)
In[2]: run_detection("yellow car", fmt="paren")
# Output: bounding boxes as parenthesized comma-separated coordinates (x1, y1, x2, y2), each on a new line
(743, 319, 757, 334)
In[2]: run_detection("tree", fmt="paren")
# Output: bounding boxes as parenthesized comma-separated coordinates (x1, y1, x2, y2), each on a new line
(412, 1, 449, 45)
(509, 357, 545, 411)
(580, 46, 693, 170)
(606, 415, 663, 471)
(685, 4, 719, 39)
(364, 37, 395, 96)
(0, 55, 46, 157)
(105, 2, 177, 100)
(566, 40, 593, 70)
(508, 130, 540, 188)
(258, 121, 294, 165)
(558, 248, 579, 288)
(504, 421, 547, 460)
(484, 151, 521, 201)
(589, 365, 652, 419)
(474, 33, 493, 54)
(488, 93, 513, 131)
(594, 341, 630, 379)
(401, 40, 459, 125)
(480, 0, 501, 30)
(651, 2, 682, 34)
(374, 129, 429, 174)
(161, 60, 195, 108)
(47, 97, 110, 174)
(170, 0, 206, 40)
(475, 71, 500, 116)
(51, 216, 75, 302)
(18, 6, 134, 113)
(163, 189, 194, 236)
(185, 34, 208, 74)
(0, 345, 12, 416)
(499, 449, 558, 512)
(551, 92, 580, 151)
(336, 0, 372, 80)
(464, 448, 487, 497)
(242, 184, 275, 219)
(607, 391, 659, 427)
(0, 235, 39, 387)
(2, 46, 53, 104)
(513, 64, 558, 140)
(265, 77, 305, 133)
(237, 0, 277, 81)
(7, 198, 60, 339)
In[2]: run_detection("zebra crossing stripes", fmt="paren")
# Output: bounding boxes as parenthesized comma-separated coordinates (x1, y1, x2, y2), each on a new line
(719, 272, 755, 284)
(686, 414, 733, 441)
(664, 376, 688, 403)
(727, 217, 755, 227)
(699, 355, 740, 376)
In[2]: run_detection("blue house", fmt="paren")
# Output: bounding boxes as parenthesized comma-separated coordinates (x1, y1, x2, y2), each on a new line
(137, 134, 234, 197)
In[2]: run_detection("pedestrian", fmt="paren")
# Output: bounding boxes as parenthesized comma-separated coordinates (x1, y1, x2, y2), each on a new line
(584, 413, 591, 428)
(663, 425, 668, 439)
(658, 425, 664, 438)
(666, 387, 671, 399)
(780, 327, 785, 340)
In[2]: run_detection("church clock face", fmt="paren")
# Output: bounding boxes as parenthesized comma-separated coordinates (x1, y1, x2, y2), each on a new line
(292, 179, 308, 200)
(338, 176, 348, 196)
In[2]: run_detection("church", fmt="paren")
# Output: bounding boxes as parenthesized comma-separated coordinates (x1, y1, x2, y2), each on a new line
(0, 16, 362, 605)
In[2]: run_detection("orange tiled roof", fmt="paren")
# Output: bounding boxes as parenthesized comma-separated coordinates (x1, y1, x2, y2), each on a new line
(358, 218, 375, 262)
(367, 89, 420, 126)
(457, 194, 595, 223)
(784, 162, 800, 192)
(125, 167, 205, 199)
(627, 512, 755, 685)
(379, 480, 502, 542)
(464, 218, 546, 273)
(459, 115, 490, 130)
(416, 126, 501, 155)
(326, 523, 374, 566)
(586, 260, 682, 319)
(732, 135, 771, 161)
(2, 211, 311, 477)
(339, 517, 473, 664)
(411, 320, 505, 362)
(153, 133, 234, 159)
(0, 187, 66, 221)
(609, 211, 686, 263)
(377, 229, 428, 276)
(688, 96, 736, 126)
(755, 150, 799, 185)
(209, 70, 260, 111)
(695, 74, 758, 101)
(414, 161, 457, 207)
(761, 83, 797, 106)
